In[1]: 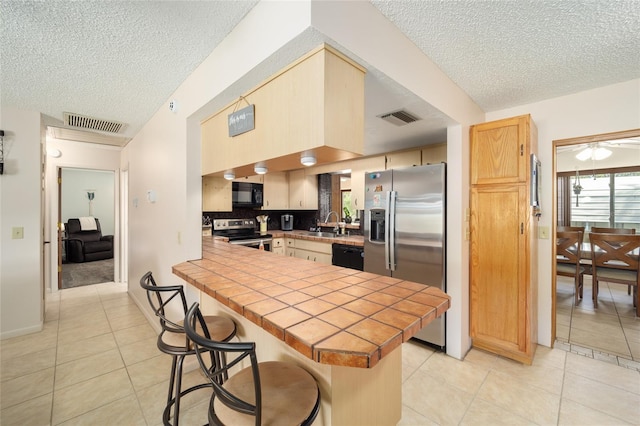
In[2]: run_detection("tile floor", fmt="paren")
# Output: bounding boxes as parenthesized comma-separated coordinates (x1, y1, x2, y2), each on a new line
(1, 282, 639, 425)
(556, 275, 640, 363)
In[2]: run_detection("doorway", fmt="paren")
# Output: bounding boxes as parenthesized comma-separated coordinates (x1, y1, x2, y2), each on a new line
(59, 167, 116, 289)
(553, 128, 640, 361)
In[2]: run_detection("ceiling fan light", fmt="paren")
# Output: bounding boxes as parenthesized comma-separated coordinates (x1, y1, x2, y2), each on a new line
(223, 171, 235, 180)
(301, 155, 316, 166)
(594, 147, 612, 160)
(576, 147, 592, 161)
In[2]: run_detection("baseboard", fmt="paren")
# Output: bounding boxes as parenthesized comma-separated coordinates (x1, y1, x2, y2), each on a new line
(1, 322, 44, 340)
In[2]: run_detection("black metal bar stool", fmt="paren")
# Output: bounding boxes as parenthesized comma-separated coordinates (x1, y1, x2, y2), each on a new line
(140, 271, 237, 425)
(185, 302, 321, 426)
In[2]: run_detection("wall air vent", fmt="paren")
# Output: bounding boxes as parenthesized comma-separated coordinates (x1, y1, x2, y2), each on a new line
(378, 110, 420, 126)
(63, 112, 125, 133)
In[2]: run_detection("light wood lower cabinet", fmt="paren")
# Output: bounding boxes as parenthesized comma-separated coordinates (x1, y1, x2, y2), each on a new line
(281, 238, 332, 264)
(285, 238, 295, 257)
(272, 238, 285, 255)
(470, 184, 536, 363)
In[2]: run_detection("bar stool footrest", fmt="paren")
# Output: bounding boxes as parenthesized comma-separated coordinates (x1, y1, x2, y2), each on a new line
(162, 382, 213, 426)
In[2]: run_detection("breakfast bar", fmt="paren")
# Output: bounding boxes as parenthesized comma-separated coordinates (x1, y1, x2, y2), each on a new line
(173, 237, 450, 425)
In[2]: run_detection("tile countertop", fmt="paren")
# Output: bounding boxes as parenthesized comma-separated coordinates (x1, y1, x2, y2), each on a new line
(270, 229, 364, 246)
(172, 238, 450, 369)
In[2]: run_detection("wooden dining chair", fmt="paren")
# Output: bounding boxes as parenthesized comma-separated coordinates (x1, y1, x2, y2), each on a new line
(557, 226, 585, 233)
(590, 227, 635, 235)
(589, 233, 640, 316)
(557, 230, 587, 305)
(591, 228, 636, 294)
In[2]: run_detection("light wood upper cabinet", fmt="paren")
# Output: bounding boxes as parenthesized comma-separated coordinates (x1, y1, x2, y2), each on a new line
(470, 115, 534, 185)
(262, 172, 289, 210)
(469, 114, 538, 365)
(202, 176, 232, 212)
(201, 45, 365, 177)
(288, 169, 318, 210)
(351, 156, 385, 210)
(421, 143, 447, 165)
(234, 175, 263, 183)
(385, 150, 421, 169)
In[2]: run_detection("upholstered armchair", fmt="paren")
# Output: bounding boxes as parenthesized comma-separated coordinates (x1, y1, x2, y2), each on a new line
(65, 218, 114, 262)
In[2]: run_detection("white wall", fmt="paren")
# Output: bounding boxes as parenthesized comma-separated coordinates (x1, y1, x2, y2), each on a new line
(62, 168, 115, 234)
(0, 107, 44, 339)
(486, 78, 640, 346)
(122, 1, 314, 318)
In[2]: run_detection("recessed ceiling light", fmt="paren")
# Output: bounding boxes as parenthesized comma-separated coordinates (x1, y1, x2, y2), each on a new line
(254, 163, 268, 174)
(301, 154, 316, 166)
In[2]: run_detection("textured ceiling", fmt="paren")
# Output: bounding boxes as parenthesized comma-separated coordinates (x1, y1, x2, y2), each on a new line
(1, 0, 259, 140)
(1, 0, 639, 152)
(371, 0, 640, 111)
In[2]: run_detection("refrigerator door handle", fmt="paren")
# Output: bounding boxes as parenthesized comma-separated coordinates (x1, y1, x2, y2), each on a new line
(384, 191, 391, 270)
(389, 190, 397, 271)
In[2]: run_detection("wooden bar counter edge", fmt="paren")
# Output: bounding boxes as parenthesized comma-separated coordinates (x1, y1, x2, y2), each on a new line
(172, 237, 450, 426)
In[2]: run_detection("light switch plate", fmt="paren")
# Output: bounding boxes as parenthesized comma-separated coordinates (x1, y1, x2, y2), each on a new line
(539, 226, 549, 239)
(12, 227, 24, 239)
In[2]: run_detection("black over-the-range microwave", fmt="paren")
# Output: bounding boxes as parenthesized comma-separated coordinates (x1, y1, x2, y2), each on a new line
(232, 182, 263, 208)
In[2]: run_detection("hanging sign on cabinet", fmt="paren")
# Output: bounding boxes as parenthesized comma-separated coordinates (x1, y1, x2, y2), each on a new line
(228, 103, 255, 137)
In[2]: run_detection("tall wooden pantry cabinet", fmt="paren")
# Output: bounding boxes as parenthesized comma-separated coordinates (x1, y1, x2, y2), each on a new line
(469, 114, 539, 365)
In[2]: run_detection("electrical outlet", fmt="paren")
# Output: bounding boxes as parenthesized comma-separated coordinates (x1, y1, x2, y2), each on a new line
(12, 227, 24, 239)
(539, 226, 549, 239)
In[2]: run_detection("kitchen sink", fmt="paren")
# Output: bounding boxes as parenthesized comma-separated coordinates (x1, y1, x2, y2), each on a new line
(305, 231, 339, 238)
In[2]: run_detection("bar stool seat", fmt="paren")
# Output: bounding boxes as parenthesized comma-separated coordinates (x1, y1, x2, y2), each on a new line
(184, 302, 320, 426)
(214, 360, 319, 425)
(140, 271, 237, 426)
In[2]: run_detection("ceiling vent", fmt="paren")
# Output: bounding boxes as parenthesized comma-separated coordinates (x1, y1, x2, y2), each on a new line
(378, 109, 420, 126)
(48, 126, 130, 147)
(64, 112, 125, 133)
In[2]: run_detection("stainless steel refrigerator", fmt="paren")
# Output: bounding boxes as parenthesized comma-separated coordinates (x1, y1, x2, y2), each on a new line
(363, 163, 446, 348)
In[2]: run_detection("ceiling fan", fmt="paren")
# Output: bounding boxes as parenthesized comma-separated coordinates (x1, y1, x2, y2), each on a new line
(557, 138, 640, 161)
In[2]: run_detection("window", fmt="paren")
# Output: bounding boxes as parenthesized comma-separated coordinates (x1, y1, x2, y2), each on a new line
(566, 170, 640, 231)
(342, 190, 352, 219)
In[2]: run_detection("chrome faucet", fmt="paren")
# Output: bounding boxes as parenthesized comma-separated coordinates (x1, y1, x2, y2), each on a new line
(324, 211, 340, 234)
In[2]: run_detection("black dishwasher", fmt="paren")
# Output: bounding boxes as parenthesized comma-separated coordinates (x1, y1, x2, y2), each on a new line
(332, 243, 364, 271)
